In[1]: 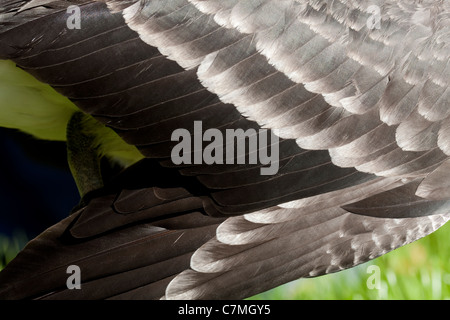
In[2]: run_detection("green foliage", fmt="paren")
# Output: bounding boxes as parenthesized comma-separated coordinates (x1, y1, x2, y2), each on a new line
(0, 231, 27, 271)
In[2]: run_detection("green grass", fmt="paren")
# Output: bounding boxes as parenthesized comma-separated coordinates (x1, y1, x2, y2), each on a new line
(0, 231, 28, 271)
(1, 222, 449, 300)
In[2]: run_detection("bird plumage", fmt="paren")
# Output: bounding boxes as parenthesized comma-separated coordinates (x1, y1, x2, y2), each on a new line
(0, 0, 448, 299)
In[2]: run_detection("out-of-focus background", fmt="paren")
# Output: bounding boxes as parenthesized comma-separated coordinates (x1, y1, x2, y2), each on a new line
(0, 127, 79, 270)
(0, 127, 449, 300)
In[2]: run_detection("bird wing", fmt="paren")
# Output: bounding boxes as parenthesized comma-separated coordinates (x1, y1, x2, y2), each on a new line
(0, 0, 449, 299)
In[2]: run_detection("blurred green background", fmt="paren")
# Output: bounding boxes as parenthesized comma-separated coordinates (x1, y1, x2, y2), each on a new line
(1, 220, 449, 300)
